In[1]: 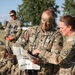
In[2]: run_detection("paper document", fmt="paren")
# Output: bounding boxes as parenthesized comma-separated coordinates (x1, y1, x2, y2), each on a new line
(18, 57, 40, 70)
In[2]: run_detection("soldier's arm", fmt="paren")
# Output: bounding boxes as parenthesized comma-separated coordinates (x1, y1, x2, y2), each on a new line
(14, 21, 22, 41)
(19, 26, 37, 46)
(40, 40, 75, 65)
(38, 31, 63, 64)
(14, 28, 30, 48)
(4, 22, 10, 38)
(57, 43, 75, 64)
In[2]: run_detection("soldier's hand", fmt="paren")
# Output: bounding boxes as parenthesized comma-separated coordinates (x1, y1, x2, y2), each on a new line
(30, 58, 41, 65)
(6, 36, 14, 41)
(32, 50, 41, 55)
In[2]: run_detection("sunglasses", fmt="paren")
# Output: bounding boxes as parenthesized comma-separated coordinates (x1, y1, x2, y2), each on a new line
(10, 14, 15, 17)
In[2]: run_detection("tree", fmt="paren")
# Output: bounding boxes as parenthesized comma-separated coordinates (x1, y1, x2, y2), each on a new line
(62, 0, 75, 16)
(17, 0, 60, 27)
(0, 22, 2, 26)
(4, 21, 9, 28)
(0, 22, 3, 29)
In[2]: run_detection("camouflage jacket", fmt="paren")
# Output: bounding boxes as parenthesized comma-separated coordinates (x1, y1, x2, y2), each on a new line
(14, 25, 63, 75)
(58, 32, 75, 67)
(15, 25, 63, 52)
(5, 19, 22, 41)
(46, 32, 75, 66)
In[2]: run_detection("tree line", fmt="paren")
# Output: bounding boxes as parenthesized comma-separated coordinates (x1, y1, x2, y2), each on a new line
(1, 0, 75, 28)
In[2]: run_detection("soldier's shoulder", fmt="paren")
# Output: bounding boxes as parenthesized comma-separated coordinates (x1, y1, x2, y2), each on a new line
(28, 25, 39, 31)
(15, 19, 22, 25)
(28, 25, 39, 29)
(54, 30, 62, 36)
(7, 20, 13, 25)
(72, 32, 75, 37)
(67, 32, 75, 43)
(9, 20, 14, 23)
(68, 32, 75, 39)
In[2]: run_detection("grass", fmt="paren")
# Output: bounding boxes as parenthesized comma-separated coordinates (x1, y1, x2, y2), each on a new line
(0, 30, 5, 58)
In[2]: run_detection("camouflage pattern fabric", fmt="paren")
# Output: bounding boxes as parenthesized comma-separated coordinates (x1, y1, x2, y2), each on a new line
(14, 25, 63, 75)
(58, 32, 75, 75)
(46, 32, 75, 75)
(0, 58, 13, 75)
(5, 19, 22, 53)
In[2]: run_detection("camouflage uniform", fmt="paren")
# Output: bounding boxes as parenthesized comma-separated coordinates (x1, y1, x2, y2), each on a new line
(14, 25, 63, 75)
(0, 58, 7, 69)
(11, 64, 20, 75)
(11, 63, 26, 75)
(43, 32, 75, 75)
(5, 19, 22, 53)
(0, 47, 8, 75)
(0, 57, 14, 75)
(58, 32, 75, 75)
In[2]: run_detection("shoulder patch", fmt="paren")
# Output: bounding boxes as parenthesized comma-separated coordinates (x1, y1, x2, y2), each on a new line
(61, 49, 68, 56)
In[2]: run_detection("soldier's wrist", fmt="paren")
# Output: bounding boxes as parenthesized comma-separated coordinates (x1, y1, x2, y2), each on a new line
(39, 50, 46, 58)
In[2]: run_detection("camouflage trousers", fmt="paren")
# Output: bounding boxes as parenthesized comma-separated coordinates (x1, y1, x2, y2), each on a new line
(5, 40, 14, 54)
(11, 64, 27, 75)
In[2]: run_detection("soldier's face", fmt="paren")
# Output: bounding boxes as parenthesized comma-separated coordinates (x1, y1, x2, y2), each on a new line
(10, 13, 16, 20)
(59, 21, 71, 36)
(41, 12, 53, 31)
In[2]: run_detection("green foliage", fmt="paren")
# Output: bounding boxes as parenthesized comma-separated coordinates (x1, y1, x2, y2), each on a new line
(17, 0, 60, 27)
(62, 0, 75, 16)
(4, 21, 8, 27)
(0, 22, 2, 27)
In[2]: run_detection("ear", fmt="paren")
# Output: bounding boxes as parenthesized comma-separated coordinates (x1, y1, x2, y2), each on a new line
(68, 25, 72, 31)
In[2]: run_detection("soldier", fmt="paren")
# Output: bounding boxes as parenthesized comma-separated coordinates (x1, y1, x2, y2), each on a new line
(0, 50, 17, 75)
(33, 15, 75, 75)
(0, 47, 8, 69)
(0, 47, 10, 75)
(13, 8, 63, 75)
(4, 10, 22, 54)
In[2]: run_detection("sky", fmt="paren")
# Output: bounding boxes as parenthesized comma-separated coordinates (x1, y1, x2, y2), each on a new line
(0, 0, 22, 24)
(0, 0, 64, 25)
(55, 0, 65, 24)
